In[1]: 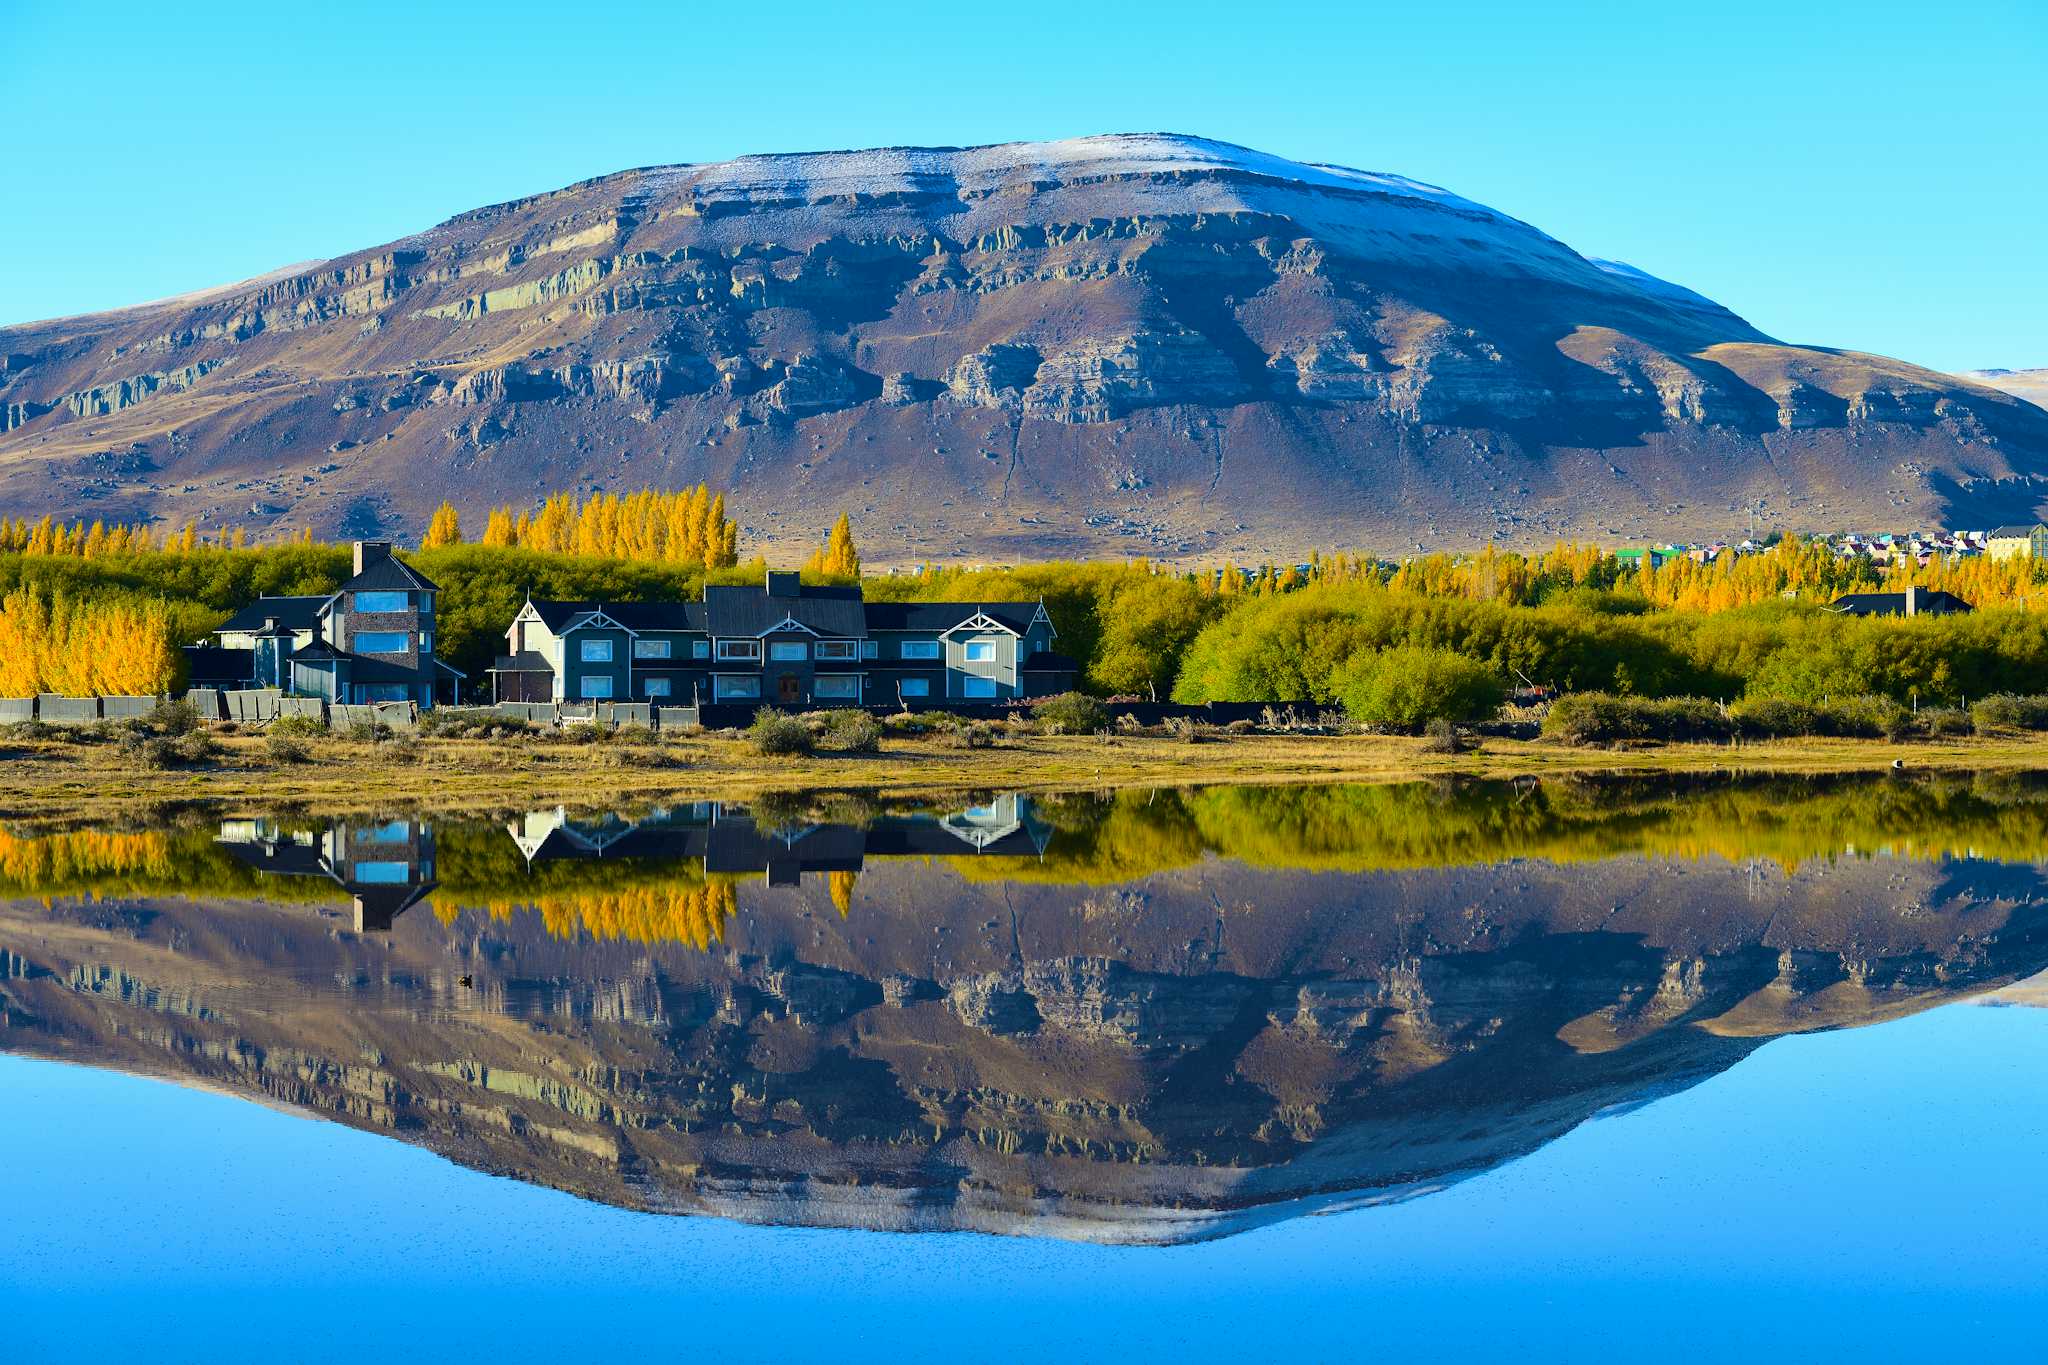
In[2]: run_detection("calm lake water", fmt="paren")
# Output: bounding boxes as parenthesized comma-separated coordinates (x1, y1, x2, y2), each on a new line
(2, 774, 2046, 1360)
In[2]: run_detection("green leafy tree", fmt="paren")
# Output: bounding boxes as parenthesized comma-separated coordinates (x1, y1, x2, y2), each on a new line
(1331, 645, 1506, 731)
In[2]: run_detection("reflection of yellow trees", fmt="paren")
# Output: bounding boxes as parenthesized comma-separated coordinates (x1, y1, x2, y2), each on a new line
(436, 881, 739, 950)
(946, 777, 2048, 884)
(0, 825, 344, 903)
(828, 870, 857, 917)
(0, 827, 176, 887)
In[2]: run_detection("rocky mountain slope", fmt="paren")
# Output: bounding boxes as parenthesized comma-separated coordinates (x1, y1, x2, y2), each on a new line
(4, 133, 2044, 560)
(6, 841, 2045, 1242)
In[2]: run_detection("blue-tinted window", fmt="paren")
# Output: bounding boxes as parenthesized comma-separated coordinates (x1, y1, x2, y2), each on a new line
(964, 641, 997, 662)
(962, 676, 998, 698)
(353, 591, 409, 613)
(352, 862, 411, 884)
(901, 640, 940, 660)
(899, 678, 930, 697)
(353, 631, 409, 654)
(580, 639, 613, 662)
(359, 821, 410, 843)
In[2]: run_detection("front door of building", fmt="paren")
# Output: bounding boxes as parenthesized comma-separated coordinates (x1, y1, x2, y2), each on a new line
(778, 672, 801, 704)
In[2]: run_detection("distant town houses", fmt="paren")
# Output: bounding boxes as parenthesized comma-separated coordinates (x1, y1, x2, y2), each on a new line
(489, 570, 1076, 707)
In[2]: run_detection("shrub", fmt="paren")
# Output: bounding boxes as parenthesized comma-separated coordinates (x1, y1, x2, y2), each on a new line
(747, 707, 814, 757)
(1971, 694, 2048, 734)
(270, 713, 325, 738)
(148, 698, 201, 736)
(1730, 697, 1819, 738)
(822, 709, 882, 753)
(1419, 717, 1464, 754)
(1332, 646, 1506, 732)
(123, 730, 216, 769)
(940, 721, 995, 749)
(1035, 692, 1108, 735)
(1163, 715, 1215, 744)
(345, 718, 387, 742)
(1919, 706, 1971, 738)
(266, 734, 312, 764)
(1544, 693, 1734, 745)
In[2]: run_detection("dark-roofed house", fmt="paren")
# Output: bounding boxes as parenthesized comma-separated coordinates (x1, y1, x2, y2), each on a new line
(489, 569, 1075, 706)
(183, 540, 465, 706)
(1829, 585, 1974, 618)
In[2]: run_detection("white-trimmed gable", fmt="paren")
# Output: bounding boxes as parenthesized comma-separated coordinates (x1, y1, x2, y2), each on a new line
(942, 612, 1020, 637)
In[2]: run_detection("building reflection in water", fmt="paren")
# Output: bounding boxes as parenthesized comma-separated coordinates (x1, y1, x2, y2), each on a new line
(217, 818, 438, 932)
(220, 796, 1052, 928)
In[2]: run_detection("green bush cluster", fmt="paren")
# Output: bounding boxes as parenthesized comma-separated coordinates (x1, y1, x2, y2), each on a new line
(747, 707, 814, 757)
(1330, 645, 1505, 732)
(1034, 692, 1108, 735)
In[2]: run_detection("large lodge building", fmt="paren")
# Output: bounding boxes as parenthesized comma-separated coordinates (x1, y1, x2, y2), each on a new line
(188, 546, 1078, 709)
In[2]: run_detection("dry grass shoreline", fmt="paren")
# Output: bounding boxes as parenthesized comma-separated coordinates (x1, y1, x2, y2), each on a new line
(6, 726, 2048, 822)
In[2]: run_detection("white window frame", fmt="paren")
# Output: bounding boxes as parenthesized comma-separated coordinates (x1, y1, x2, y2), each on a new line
(816, 639, 859, 661)
(633, 638, 672, 659)
(961, 676, 999, 699)
(715, 675, 761, 700)
(579, 675, 614, 700)
(642, 677, 673, 698)
(899, 678, 930, 698)
(814, 675, 860, 699)
(715, 639, 762, 663)
(580, 639, 613, 663)
(768, 641, 809, 662)
(900, 640, 941, 660)
(964, 640, 997, 663)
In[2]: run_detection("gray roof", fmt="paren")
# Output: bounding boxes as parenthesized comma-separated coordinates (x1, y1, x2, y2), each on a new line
(862, 601, 1045, 634)
(1830, 590, 1973, 614)
(705, 582, 866, 638)
(527, 599, 707, 633)
(217, 596, 325, 635)
(1988, 525, 2042, 539)
(342, 554, 438, 594)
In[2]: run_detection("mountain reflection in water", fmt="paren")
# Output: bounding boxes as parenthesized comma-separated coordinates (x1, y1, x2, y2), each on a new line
(3, 773, 2047, 1244)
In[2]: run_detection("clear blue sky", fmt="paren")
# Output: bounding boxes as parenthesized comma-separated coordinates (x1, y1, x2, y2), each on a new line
(3, 0, 2042, 372)
(4, 1004, 2046, 1358)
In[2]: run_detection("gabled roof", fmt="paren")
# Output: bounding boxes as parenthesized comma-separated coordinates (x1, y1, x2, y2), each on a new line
(1988, 525, 2042, 539)
(861, 601, 1048, 635)
(216, 596, 326, 635)
(342, 554, 438, 594)
(706, 582, 866, 638)
(523, 599, 707, 634)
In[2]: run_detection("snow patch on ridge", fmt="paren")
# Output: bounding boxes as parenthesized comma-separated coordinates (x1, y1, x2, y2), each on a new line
(641, 132, 1507, 220)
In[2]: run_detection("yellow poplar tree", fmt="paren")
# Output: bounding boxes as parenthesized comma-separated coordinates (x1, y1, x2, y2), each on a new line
(421, 501, 463, 549)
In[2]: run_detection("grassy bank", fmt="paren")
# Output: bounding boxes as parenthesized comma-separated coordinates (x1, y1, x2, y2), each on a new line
(7, 724, 2048, 821)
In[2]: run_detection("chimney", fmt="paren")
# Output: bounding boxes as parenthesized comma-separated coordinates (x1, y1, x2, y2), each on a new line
(766, 570, 800, 598)
(263, 616, 277, 632)
(1906, 584, 1920, 617)
(354, 540, 392, 575)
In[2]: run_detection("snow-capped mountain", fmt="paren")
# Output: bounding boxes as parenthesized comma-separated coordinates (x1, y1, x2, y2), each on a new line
(2, 133, 2042, 556)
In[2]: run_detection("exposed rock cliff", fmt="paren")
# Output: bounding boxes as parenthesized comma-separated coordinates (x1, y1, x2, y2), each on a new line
(3, 133, 2045, 558)
(5, 844, 2045, 1243)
